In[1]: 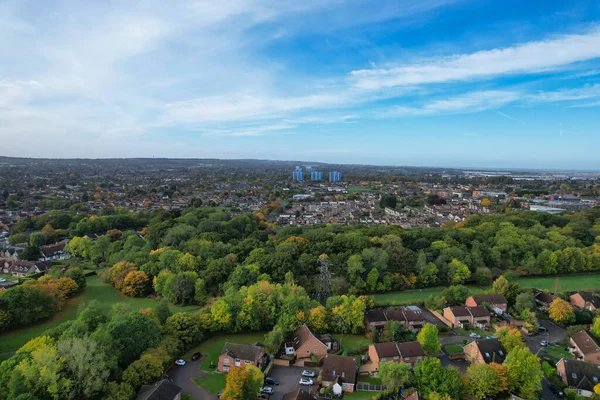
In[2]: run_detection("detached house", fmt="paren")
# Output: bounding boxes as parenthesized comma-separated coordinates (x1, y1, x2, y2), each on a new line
(570, 292, 600, 312)
(217, 342, 265, 373)
(464, 339, 506, 364)
(321, 354, 357, 394)
(465, 294, 508, 314)
(284, 324, 328, 359)
(136, 379, 182, 400)
(367, 341, 425, 371)
(533, 290, 556, 311)
(557, 358, 600, 398)
(569, 331, 600, 364)
(39, 242, 70, 261)
(0, 258, 50, 277)
(442, 306, 491, 330)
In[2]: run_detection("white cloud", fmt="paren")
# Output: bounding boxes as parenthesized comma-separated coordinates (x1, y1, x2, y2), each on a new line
(385, 90, 521, 116)
(351, 28, 600, 90)
(528, 84, 600, 102)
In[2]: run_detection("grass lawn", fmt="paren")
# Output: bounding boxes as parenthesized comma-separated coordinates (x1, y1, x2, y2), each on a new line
(183, 332, 266, 371)
(358, 376, 383, 385)
(445, 344, 464, 355)
(337, 334, 371, 355)
(373, 286, 487, 306)
(194, 373, 226, 393)
(545, 345, 574, 360)
(0, 275, 197, 353)
(344, 391, 380, 399)
(0, 273, 17, 281)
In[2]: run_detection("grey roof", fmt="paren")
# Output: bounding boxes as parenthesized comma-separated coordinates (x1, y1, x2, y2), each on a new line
(560, 359, 600, 391)
(220, 342, 264, 361)
(469, 339, 506, 364)
(577, 292, 600, 309)
(137, 380, 182, 400)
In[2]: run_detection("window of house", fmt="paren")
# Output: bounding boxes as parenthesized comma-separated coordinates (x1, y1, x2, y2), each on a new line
(594, 376, 598, 384)
(572, 373, 577, 380)
(223, 358, 230, 364)
(235, 359, 240, 363)
(381, 357, 387, 361)
(404, 357, 409, 361)
(393, 356, 399, 360)
(245, 360, 250, 364)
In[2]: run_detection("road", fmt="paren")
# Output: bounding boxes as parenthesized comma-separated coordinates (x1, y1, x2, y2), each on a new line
(168, 357, 216, 400)
(524, 319, 567, 355)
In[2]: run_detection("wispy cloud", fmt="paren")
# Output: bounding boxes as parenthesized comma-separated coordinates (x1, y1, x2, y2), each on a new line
(350, 28, 600, 90)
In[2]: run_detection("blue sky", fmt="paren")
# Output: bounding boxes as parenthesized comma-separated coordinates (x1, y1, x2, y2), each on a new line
(1, 0, 600, 169)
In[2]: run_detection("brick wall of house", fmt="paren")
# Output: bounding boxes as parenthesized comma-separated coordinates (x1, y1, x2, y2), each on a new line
(217, 355, 256, 373)
(464, 342, 482, 364)
(297, 337, 328, 359)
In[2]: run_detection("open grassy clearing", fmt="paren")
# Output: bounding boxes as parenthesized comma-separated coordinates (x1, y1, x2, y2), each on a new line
(373, 273, 600, 306)
(194, 373, 227, 393)
(0, 274, 197, 353)
(345, 391, 381, 399)
(545, 345, 574, 360)
(337, 334, 371, 355)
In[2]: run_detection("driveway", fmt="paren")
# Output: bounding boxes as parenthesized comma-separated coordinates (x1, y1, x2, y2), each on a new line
(439, 335, 469, 346)
(267, 366, 319, 400)
(421, 308, 447, 328)
(168, 357, 216, 400)
(525, 319, 567, 355)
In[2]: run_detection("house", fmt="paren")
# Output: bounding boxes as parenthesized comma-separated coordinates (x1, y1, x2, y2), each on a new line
(556, 358, 600, 398)
(464, 339, 506, 364)
(569, 331, 600, 364)
(136, 379, 182, 400)
(364, 307, 426, 333)
(282, 389, 315, 400)
(0, 258, 50, 277)
(368, 341, 425, 371)
(570, 292, 600, 312)
(442, 306, 491, 329)
(465, 294, 508, 313)
(321, 354, 357, 394)
(283, 324, 328, 359)
(39, 242, 70, 261)
(533, 290, 556, 311)
(217, 342, 265, 373)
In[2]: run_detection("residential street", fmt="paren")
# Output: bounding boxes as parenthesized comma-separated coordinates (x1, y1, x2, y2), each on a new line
(524, 319, 567, 355)
(167, 357, 216, 400)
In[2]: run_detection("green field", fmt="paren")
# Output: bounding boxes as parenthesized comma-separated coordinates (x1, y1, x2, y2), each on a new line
(444, 344, 464, 355)
(545, 345, 574, 361)
(373, 273, 600, 306)
(0, 275, 197, 353)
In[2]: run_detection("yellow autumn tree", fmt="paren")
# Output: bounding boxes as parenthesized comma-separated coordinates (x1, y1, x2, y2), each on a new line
(221, 365, 263, 400)
(549, 298, 575, 326)
(307, 305, 329, 333)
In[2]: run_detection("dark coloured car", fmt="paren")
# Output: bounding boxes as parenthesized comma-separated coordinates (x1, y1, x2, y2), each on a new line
(264, 377, 279, 385)
(192, 352, 201, 361)
(548, 384, 564, 397)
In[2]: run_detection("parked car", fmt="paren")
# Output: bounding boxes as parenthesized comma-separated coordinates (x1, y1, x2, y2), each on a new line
(299, 378, 313, 386)
(217, 391, 223, 398)
(191, 352, 201, 361)
(539, 326, 548, 332)
(301, 370, 316, 377)
(540, 340, 548, 347)
(548, 384, 563, 397)
(0, 278, 6, 283)
(258, 394, 270, 399)
(260, 387, 274, 395)
(485, 335, 495, 339)
(469, 332, 481, 339)
(264, 377, 279, 385)
(175, 359, 186, 366)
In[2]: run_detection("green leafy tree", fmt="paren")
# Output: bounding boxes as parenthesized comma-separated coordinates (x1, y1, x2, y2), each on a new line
(165, 313, 202, 345)
(414, 357, 464, 399)
(366, 268, 379, 292)
(379, 361, 412, 394)
(106, 311, 161, 368)
(155, 299, 172, 325)
(65, 268, 87, 291)
(29, 232, 46, 248)
(264, 327, 285, 355)
(466, 362, 504, 399)
(221, 365, 263, 400)
(504, 346, 543, 400)
(417, 323, 441, 355)
(448, 259, 470, 285)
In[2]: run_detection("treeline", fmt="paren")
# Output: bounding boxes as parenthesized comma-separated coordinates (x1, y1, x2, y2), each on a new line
(0, 268, 86, 332)
(0, 299, 199, 400)
(65, 206, 600, 300)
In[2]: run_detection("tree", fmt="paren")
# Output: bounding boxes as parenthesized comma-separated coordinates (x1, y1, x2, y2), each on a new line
(122, 271, 151, 297)
(504, 346, 543, 400)
(595, 383, 600, 396)
(366, 268, 379, 292)
(264, 327, 285, 355)
(379, 362, 412, 394)
(549, 298, 576, 326)
(41, 224, 58, 244)
(466, 362, 505, 399)
(54, 277, 79, 297)
(221, 365, 263, 400)
(165, 313, 202, 345)
(448, 259, 470, 285)
(64, 268, 87, 291)
(122, 358, 162, 390)
(307, 305, 329, 333)
(194, 278, 208, 306)
(155, 299, 172, 325)
(29, 232, 46, 248)
(413, 357, 464, 399)
(379, 194, 398, 209)
(491, 275, 510, 296)
(56, 337, 111, 399)
(417, 323, 441, 355)
(495, 326, 524, 352)
(514, 292, 535, 314)
(16, 340, 72, 399)
(106, 311, 162, 367)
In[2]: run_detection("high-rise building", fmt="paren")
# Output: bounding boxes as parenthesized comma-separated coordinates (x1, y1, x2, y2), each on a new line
(329, 171, 342, 182)
(311, 171, 323, 181)
(292, 167, 305, 181)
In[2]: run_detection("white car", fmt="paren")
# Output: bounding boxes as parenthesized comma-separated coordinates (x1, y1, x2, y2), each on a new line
(260, 387, 274, 395)
(0, 278, 6, 283)
(540, 340, 549, 347)
(175, 359, 186, 366)
(469, 332, 481, 339)
(301, 370, 316, 377)
(299, 378, 313, 386)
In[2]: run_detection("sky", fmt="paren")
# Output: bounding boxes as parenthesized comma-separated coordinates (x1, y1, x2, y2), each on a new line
(1, 0, 600, 169)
